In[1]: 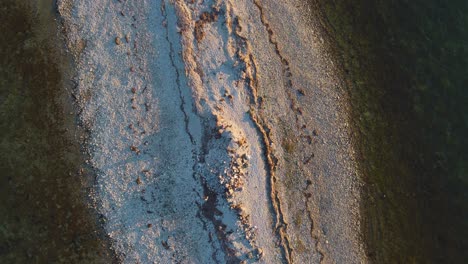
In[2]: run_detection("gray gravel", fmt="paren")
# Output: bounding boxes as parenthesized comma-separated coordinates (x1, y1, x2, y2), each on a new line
(58, 0, 366, 263)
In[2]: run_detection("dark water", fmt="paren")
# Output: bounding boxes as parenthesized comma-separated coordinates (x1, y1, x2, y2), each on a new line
(0, 1, 112, 263)
(313, 0, 468, 262)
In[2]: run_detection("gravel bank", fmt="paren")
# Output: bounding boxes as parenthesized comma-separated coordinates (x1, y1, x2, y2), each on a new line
(58, 0, 365, 263)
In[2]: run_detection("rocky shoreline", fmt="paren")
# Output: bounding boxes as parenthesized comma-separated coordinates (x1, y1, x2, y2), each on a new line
(57, 0, 365, 263)
(0, 0, 114, 262)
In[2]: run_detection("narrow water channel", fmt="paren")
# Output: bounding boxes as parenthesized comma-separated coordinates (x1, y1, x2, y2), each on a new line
(0, 1, 113, 262)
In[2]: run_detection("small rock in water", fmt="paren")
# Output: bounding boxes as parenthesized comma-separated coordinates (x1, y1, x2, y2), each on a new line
(161, 241, 170, 250)
(115, 36, 122, 45)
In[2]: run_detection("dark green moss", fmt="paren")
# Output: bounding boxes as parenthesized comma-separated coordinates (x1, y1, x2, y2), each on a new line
(311, 0, 468, 263)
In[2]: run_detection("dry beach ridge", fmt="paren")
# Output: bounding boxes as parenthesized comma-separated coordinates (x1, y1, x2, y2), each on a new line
(58, 0, 365, 262)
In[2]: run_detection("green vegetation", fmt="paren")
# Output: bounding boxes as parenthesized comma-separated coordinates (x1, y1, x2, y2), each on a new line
(312, 0, 468, 262)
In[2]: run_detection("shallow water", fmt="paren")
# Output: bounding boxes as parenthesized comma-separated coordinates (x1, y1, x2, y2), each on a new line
(0, 1, 112, 262)
(314, 0, 468, 262)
